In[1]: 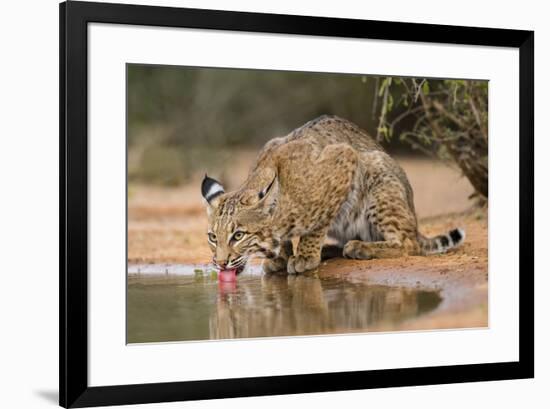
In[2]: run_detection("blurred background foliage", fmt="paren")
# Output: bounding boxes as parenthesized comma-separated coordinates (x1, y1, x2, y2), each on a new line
(127, 65, 487, 198)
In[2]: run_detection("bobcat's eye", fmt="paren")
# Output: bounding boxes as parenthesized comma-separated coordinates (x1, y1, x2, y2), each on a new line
(232, 231, 245, 241)
(207, 233, 217, 243)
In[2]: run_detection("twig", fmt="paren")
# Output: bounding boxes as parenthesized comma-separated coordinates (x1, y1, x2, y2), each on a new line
(389, 105, 424, 130)
(470, 97, 488, 142)
(371, 77, 380, 120)
(432, 100, 469, 129)
(399, 132, 437, 157)
(413, 79, 426, 103)
(376, 81, 389, 141)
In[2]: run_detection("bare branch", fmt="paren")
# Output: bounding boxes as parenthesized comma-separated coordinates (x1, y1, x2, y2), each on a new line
(432, 100, 469, 129)
(376, 80, 390, 142)
(371, 77, 380, 120)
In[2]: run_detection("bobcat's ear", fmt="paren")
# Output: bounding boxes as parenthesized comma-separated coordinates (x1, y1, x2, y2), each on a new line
(201, 174, 224, 207)
(258, 174, 276, 201)
(255, 171, 278, 215)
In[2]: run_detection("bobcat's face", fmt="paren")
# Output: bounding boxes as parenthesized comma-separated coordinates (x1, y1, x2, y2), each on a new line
(201, 171, 279, 273)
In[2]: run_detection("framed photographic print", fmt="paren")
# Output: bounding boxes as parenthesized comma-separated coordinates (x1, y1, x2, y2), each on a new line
(60, 1, 534, 407)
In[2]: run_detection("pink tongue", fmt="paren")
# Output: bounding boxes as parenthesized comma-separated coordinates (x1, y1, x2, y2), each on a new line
(218, 268, 237, 282)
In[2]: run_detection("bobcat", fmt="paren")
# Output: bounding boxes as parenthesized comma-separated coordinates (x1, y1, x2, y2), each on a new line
(201, 115, 464, 275)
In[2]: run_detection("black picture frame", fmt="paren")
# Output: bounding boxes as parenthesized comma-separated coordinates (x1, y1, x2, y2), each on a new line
(59, 1, 534, 407)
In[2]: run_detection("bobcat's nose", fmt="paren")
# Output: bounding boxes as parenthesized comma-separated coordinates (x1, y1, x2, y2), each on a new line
(215, 259, 228, 269)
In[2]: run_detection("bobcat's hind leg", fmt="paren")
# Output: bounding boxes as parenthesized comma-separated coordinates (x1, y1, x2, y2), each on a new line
(343, 239, 406, 259)
(343, 180, 421, 260)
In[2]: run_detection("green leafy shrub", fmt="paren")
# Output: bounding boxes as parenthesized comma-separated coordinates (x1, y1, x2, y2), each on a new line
(373, 77, 488, 199)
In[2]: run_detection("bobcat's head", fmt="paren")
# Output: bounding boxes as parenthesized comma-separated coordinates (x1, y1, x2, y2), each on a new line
(201, 169, 280, 273)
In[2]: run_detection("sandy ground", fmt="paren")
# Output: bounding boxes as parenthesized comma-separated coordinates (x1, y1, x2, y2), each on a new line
(128, 157, 487, 330)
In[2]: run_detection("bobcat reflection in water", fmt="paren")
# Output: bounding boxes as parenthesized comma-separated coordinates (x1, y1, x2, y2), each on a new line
(209, 273, 441, 340)
(127, 271, 441, 343)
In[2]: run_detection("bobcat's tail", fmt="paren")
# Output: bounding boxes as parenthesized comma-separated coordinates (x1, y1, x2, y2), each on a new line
(419, 228, 465, 255)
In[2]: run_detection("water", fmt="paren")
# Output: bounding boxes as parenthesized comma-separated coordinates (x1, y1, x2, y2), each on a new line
(127, 266, 442, 343)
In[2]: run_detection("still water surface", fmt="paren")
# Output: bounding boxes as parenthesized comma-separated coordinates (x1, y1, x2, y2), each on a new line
(127, 267, 441, 343)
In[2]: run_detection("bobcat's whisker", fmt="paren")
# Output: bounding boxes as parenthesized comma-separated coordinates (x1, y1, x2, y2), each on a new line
(229, 257, 248, 269)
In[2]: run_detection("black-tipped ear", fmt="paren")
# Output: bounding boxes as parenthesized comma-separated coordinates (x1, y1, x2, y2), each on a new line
(201, 174, 225, 204)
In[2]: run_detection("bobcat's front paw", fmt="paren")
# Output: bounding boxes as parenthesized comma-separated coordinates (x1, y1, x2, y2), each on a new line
(287, 255, 320, 274)
(262, 257, 287, 274)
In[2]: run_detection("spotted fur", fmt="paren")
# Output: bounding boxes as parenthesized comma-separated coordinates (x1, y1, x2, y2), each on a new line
(202, 115, 465, 274)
